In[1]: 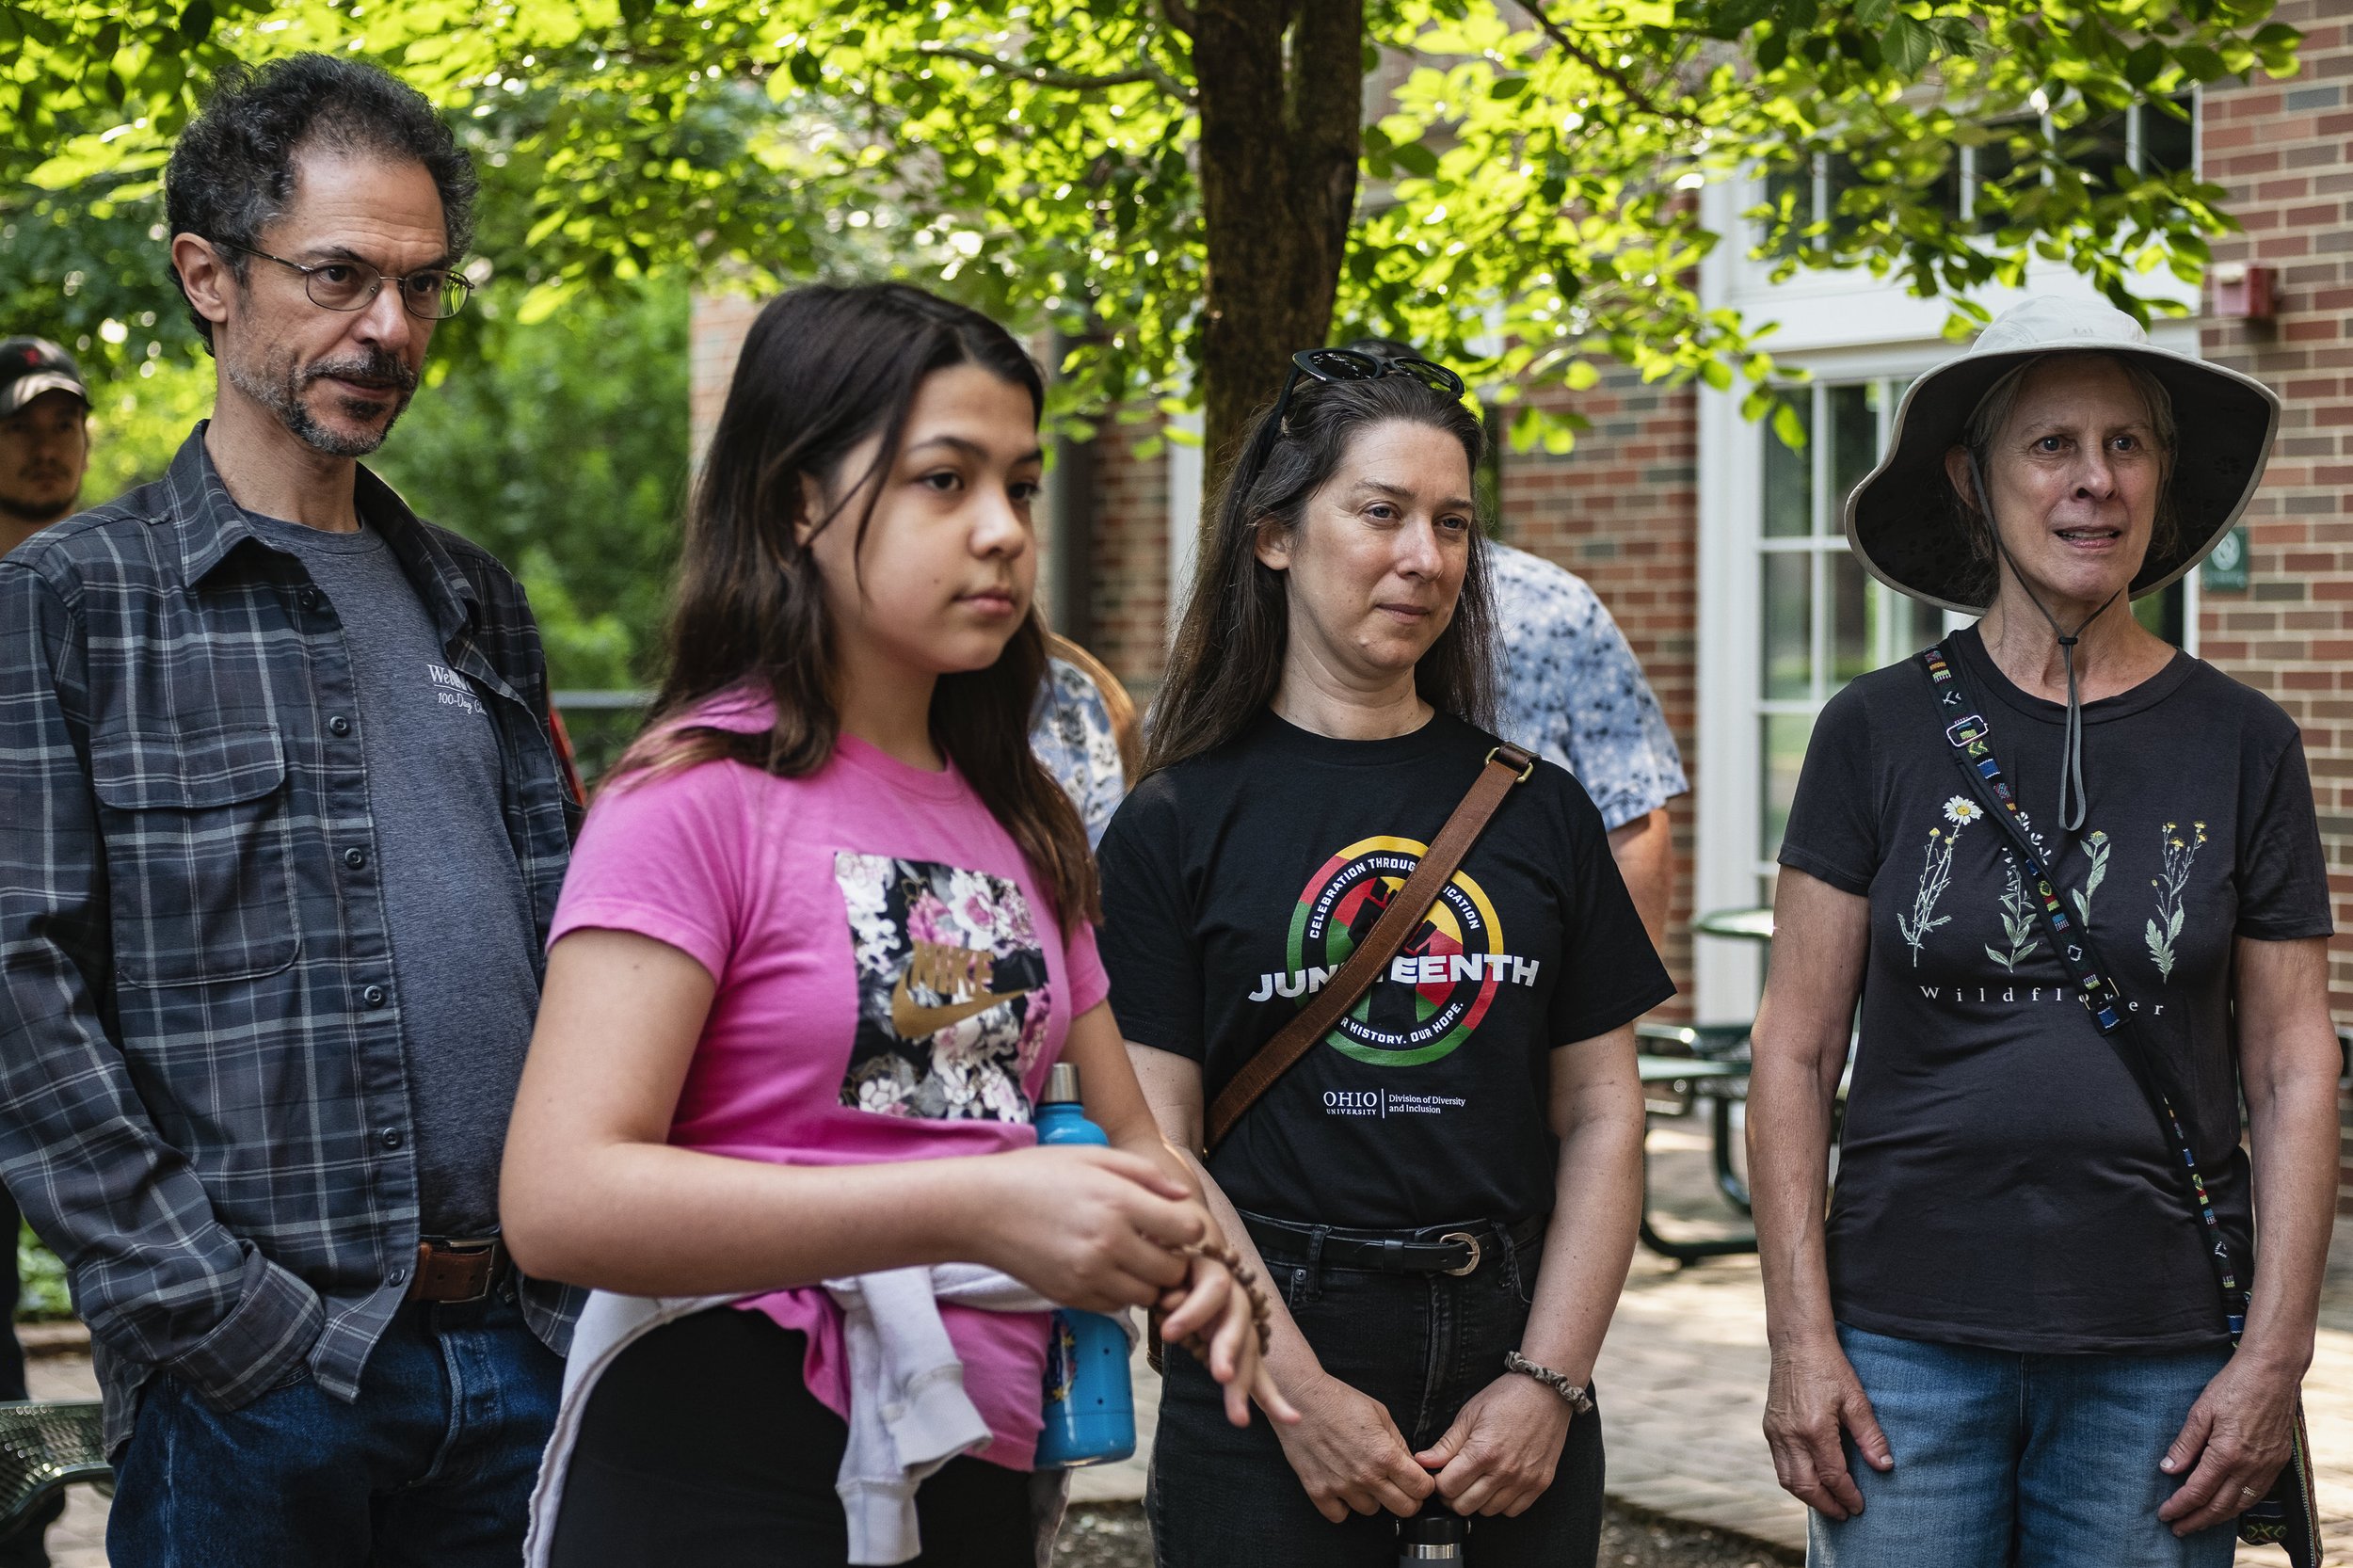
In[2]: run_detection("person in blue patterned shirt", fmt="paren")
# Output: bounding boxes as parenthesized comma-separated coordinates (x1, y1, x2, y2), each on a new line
(1486, 539, 1689, 944)
(1029, 635, 1135, 849)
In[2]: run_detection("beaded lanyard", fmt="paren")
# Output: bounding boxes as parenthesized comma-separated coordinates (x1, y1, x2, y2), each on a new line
(1919, 644, 2318, 1558)
(1920, 644, 2242, 1331)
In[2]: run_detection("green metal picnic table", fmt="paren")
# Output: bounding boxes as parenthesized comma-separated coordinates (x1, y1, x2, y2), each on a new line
(1634, 905, 1773, 1265)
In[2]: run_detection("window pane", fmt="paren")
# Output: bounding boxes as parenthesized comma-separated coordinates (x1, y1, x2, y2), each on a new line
(1830, 382, 1880, 527)
(1763, 393, 1813, 538)
(1761, 712, 1815, 857)
(1762, 552, 1812, 699)
(2142, 94, 2196, 177)
(1905, 593, 1947, 656)
(1832, 552, 1873, 685)
(2072, 108, 2132, 192)
(1762, 166, 1808, 259)
(1927, 146, 1963, 224)
(2132, 583, 2185, 646)
(1975, 116, 2037, 233)
(1824, 152, 1867, 248)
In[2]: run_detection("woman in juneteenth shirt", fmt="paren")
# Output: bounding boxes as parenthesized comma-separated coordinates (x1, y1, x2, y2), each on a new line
(1096, 349, 1670, 1566)
(499, 284, 1285, 1568)
(1749, 296, 2342, 1568)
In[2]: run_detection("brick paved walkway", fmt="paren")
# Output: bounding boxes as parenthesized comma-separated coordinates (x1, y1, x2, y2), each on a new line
(17, 1119, 2352, 1565)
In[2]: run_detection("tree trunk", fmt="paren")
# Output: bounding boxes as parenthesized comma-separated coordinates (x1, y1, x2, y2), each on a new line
(1189, 0, 1363, 496)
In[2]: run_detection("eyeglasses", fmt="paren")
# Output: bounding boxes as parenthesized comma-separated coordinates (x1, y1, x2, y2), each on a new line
(214, 241, 472, 321)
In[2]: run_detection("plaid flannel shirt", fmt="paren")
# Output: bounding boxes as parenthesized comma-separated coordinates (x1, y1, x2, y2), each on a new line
(0, 426, 582, 1451)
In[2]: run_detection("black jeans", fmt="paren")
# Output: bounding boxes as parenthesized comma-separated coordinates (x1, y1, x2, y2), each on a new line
(549, 1307, 1034, 1568)
(1148, 1218, 1603, 1568)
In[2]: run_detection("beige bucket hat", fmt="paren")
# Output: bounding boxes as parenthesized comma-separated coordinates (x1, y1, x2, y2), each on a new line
(1842, 296, 2281, 615)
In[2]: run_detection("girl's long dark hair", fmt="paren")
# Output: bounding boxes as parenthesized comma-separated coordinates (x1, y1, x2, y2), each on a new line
(616, 282, 1097, 923)
(1146, 375, 1497, 777)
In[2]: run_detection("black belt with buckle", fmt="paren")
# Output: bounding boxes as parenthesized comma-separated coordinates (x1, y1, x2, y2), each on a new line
(1238, 1212, 1545, 1278)
(407, 1235, 511, 1304)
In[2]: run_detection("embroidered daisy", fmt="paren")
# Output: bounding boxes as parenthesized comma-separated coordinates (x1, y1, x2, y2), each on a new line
(1944, 796, 1984, 826)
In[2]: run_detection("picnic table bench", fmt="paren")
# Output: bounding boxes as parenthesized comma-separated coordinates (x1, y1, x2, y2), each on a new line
(1636, 1021, 1755, 1264)
(1632, 904, 1774, 1265)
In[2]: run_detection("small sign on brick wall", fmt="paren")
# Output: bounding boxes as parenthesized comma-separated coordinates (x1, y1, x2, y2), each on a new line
(2201, 525, 2249, 593)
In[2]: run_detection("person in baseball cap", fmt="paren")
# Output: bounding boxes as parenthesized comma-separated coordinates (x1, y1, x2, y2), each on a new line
(0, 337, 91, 556)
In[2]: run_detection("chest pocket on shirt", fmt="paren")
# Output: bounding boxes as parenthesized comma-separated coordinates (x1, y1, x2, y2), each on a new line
(91, 724, 300, 987)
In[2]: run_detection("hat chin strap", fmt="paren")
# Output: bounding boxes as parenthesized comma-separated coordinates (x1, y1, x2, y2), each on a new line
(1972, 456, 2122, 837)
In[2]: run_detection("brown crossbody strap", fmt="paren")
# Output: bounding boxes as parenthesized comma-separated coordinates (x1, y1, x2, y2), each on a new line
(1201, 743, 1535, 1154)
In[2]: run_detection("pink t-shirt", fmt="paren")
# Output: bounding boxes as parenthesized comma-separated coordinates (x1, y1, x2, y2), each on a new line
(550, 705, 1110, 1468)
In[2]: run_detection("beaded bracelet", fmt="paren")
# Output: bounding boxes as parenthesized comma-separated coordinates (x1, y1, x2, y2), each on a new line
(1168, 1238, 1274, 1359)
(1503, 1350, 1594, 1415)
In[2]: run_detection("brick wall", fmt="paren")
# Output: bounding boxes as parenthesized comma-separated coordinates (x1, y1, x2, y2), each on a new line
(2194, 7, 2353, 1209)
(1497, 370, 1704, 1014)
(1082, 429, 1173, 698)
(689, 293, 760, 459)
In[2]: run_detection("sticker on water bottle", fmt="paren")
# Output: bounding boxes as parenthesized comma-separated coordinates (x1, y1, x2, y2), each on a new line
(1045, 1310, 1079, 1405)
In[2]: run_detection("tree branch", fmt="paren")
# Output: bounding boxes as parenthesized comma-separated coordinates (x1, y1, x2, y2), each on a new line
(914, 42, 1194, 101)
(1521, 0, 1689, 124)
(1160, 0, 1198, 39)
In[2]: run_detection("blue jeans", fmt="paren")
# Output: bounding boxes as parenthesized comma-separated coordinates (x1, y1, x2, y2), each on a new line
(1813, 1322, 2236, 1568)
(108, 1291, 561, 1568)
(1149, 1220, 1603, 1568)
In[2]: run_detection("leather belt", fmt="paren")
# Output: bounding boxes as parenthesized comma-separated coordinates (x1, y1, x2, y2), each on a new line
(1238, 1212, 1545, 1278)
(406, 1236, 510, 1304)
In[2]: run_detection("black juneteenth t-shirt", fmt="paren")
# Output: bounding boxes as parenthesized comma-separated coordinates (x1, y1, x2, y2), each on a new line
(1780, 628, 2331, 1354)
(1095, 710, 1673, 1230)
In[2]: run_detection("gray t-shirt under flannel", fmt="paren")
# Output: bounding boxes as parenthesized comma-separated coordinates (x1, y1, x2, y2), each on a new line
(251, 514, 539, 1235)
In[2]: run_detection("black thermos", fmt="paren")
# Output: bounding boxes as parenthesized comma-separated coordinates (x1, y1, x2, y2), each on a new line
(1397, 1496, 1468, 1563)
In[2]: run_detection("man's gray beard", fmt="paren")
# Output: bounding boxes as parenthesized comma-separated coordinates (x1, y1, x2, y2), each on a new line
(226, 356, 411, 458)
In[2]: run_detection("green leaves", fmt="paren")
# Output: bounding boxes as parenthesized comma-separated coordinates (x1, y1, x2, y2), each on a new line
(0, 0, 2308, 461)
(1881, 13, 1929, 74)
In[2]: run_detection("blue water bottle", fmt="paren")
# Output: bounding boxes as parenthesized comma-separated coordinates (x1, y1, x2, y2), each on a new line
(1032, 1062, 1138, 1467)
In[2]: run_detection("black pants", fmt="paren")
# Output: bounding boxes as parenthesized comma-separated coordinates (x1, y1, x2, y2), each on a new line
(549, 1307, 1034, 1568)
(1148, 1218, 1604, 1568)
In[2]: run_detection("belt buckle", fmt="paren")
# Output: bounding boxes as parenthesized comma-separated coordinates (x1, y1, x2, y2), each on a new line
(1945, 712, 1988, 747)
(1436, 1230, 1481, 1277)
(413, 1235, 502, 1304)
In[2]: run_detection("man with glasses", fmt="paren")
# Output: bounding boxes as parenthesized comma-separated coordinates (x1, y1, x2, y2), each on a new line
(0, 55, 575, 1565)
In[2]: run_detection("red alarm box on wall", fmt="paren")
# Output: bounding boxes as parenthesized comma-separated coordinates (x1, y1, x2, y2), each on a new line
(2212, 263, 2278, 321)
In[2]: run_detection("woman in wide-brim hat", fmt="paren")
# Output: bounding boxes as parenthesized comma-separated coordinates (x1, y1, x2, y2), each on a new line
(1745, 295, 2340, 1568)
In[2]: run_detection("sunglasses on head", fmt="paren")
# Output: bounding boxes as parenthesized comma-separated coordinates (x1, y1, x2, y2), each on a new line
(1231, 348, 1467, 497)
(1270, 348, 1466, 433)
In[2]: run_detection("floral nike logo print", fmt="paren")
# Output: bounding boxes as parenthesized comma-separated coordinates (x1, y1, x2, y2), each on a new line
(888, 942, 1033, 1037)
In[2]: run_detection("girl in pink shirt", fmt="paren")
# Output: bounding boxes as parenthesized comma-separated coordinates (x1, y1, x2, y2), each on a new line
(502, 283, 1289, 1568)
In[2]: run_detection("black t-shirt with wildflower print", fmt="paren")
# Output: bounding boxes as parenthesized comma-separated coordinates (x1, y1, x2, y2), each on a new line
(1780, 627, 2330, 1354)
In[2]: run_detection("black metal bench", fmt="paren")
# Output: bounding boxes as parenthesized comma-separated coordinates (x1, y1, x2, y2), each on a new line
(1636, 1021, 1755, 1264)
(0, 1399, 108, 1535)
